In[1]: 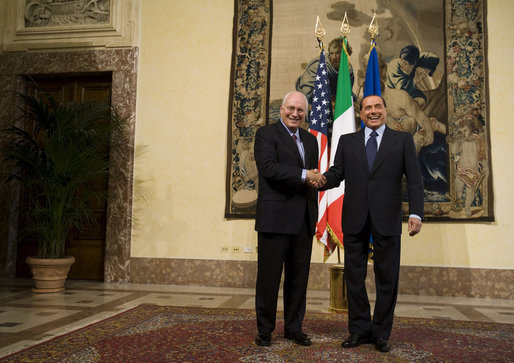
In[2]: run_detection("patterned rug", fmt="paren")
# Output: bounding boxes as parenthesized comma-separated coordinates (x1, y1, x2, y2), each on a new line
(2, 304, 513, 362)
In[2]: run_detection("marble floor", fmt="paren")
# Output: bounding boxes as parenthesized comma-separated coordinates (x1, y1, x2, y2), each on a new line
(1, 278, 513, 358)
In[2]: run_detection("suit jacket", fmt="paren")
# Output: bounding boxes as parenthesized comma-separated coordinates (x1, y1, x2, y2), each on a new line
(254, 121, 319, 235)
(323, 126, 424, 236)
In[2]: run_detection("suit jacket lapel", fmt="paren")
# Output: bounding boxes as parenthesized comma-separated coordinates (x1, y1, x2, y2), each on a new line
(351, 129, 369, 172)
(277, 122, 304, 167)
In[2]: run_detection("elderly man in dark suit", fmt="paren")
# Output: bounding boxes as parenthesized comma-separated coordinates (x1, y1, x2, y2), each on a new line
(318, 95, 424, 353)
(253, 91, 321, 347)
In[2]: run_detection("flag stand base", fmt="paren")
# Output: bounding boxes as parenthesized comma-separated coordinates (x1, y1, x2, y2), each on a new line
(329, 264, 348, 313)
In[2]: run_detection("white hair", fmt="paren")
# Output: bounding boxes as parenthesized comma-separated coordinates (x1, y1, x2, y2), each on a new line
(282, 91, 308, 111)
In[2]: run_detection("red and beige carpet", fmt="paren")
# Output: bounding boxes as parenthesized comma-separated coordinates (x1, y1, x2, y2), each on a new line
(1, 304, 513, 362)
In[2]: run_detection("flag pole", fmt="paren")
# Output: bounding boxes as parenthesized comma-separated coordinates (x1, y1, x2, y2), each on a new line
(309, 16, 333, 260)
(363, 13, 381, 261)
(314, 15, 325, 51)
(310, 18, 348, 314)
(328, 12, 354, 313)
(368, 12, 379, 43)
(341, 11, 350, 38)
(315, 15, 326, 40)
(332, 12, 351, 265)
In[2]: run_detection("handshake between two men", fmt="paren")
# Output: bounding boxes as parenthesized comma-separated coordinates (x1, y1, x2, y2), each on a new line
(306, 169, 326, 188)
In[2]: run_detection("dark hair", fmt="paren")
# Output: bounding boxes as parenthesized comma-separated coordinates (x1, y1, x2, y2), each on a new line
(328, 38, 352, 56)
(329, 38, 343, 50)
(360, 95, 387, 110)
(399, 45, 420, 65)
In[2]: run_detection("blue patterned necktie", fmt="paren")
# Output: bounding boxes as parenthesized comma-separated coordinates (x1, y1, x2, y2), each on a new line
(366, 130, 378, 169)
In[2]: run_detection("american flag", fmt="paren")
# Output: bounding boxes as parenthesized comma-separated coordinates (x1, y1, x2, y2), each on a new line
(308, 49, 333, 248)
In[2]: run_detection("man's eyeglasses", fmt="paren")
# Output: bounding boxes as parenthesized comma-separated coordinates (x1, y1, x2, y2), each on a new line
(284, 105, 305, 115)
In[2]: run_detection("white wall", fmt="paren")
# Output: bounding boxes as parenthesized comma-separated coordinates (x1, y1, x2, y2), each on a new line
(132, 0, 514, 269)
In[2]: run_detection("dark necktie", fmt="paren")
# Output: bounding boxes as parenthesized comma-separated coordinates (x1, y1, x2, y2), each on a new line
(366, 130, 378, 169)
(292, 134, 305, 166)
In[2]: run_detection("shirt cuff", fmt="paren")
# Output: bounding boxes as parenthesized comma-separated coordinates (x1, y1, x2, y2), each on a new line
(409, 214, 422, 221)
(301, 169, 306, 183)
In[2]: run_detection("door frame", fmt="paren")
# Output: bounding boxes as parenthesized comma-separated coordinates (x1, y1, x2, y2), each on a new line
(0, 49, 138, 282)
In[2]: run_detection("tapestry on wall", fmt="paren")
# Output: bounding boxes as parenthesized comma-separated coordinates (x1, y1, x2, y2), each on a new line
(225, 0, 493, 222)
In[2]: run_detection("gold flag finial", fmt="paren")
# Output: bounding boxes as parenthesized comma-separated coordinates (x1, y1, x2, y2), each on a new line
(340, 12, 350, 37)
(315, 15, 326, 41)
(368, 12, 379, 40)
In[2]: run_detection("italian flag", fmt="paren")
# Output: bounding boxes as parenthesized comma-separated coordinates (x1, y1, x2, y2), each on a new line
(325, 37, 356, 260)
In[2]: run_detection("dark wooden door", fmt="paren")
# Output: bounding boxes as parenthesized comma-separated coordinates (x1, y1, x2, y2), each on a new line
(16, 74, 112, 281)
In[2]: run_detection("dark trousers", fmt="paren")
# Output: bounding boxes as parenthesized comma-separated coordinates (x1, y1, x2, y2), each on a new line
(255, 221, 313, 334)
(344, 214, 401, 340)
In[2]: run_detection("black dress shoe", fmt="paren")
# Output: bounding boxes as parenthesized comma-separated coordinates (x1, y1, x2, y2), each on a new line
(284, 331, 312, 346)
(374, 338, 391, 352)
(255, 332, 271, 346)
(341, 333, 370, 348)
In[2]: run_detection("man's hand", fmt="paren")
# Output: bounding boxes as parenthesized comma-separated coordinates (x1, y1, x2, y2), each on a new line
(306, 169, 326, 188)
(407, 217, 422, 236)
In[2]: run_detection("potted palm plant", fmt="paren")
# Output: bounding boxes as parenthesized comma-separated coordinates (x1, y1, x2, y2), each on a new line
(0, 85, 125, 292)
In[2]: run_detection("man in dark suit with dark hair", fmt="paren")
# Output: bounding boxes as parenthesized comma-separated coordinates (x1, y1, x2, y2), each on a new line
(317, 95, 424, 353)
(253, 91, 323, 347)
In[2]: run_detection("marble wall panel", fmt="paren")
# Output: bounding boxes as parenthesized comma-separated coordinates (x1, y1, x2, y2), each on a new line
(0, 49, 137, 281)
(130, 258, 513, 299)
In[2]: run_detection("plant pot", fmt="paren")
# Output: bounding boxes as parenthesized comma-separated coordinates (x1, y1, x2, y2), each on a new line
(26, 256, 75, 293)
